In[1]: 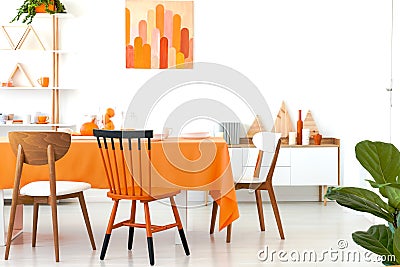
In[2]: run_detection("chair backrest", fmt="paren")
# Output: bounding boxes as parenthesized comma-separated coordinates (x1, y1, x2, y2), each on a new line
(251, 132, 282, 183)
(8, 131, 71, 165)
(93, 129, 153, 197)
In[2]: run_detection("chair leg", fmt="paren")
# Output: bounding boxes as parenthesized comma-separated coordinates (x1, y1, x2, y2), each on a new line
(209, 201, 218, 234)
(170, 197, 190, 256)
(267, 187, 285, 239)
(226, 223, 232, 243)
(32, 202, 39, 247)
(49, 197, 60, 262)
(255, 190, 265, 231)
(100, 200, 119, 260)
(4, 197, 19, 260)
(78, 192, 96, 250)
(128, 200, 136, 250)
(143, 202, 155, 266)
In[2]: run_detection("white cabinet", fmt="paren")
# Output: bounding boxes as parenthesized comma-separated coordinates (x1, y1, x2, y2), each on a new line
(290, 147, 338, 185)
(238, 147, 291, 186)
(229, 139, 340, 188)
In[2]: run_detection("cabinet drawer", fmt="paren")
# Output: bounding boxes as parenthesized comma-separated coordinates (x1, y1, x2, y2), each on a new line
(290, 147, 338, 185)
(228, 147, 243, 181)
(238, 166, 290, 185)
(242, 147, 290, 167)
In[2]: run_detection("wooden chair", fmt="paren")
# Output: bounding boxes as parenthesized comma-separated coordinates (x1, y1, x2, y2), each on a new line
(93, 129, 190, 266)
(5, 131, 96, 262)
(210, 132, 285, 242)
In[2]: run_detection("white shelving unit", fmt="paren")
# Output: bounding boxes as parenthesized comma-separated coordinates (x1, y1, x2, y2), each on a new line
(0, 14, 75, 134)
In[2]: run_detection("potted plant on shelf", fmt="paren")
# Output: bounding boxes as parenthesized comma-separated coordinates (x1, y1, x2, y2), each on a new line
(326, 140, 400, 266)
(11, 0, 66, 25)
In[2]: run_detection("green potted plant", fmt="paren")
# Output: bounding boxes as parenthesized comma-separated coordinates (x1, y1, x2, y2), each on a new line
(11, 0, 66, 25)
(326, 140, 400, 266)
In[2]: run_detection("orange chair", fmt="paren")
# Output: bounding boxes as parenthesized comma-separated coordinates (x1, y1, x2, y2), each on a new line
(93, 129, 190, 266)
(5, 131, 96, 262)
(210, 132, 285, 242)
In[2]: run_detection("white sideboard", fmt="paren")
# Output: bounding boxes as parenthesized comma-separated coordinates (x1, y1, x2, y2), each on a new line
(228, 138, 340, 204)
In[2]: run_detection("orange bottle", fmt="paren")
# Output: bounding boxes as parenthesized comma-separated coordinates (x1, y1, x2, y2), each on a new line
(297, 110, 303, 145)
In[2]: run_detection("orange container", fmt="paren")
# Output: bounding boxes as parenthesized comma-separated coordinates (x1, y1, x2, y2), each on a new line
(313, 134, 322, 145)
(35, 4, 55, 13)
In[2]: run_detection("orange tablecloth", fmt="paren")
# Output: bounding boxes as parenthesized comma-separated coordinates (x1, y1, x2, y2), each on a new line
(0, 136, 239, 231)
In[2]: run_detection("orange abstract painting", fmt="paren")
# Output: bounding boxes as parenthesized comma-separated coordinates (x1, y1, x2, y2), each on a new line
(125, 0, 194, 69)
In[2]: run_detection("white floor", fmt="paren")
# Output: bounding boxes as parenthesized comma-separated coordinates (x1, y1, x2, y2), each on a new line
(0, 200, 386, 267)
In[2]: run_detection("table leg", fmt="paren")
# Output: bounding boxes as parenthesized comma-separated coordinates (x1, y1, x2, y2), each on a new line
(174, 190, 187, 245)
(0, 189, 24, 246)
(0, 190, 4, 246)
(318, 185, 322, 202)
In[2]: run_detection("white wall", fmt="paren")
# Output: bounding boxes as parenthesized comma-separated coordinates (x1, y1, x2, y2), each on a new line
(0, 0, 396, 189)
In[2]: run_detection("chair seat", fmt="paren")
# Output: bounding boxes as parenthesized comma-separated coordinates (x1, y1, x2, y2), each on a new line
(20, 181, 91, 196)
(236, 177, 265, 184)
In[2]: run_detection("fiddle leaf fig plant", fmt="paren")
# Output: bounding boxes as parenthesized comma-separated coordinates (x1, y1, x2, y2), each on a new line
(11, 0, 66, 25)
(326, 140, 400, 266)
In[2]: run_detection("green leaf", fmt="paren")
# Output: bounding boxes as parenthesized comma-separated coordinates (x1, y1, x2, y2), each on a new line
(393, 227, 400, 264)
(352, 225, 394, 258)
(356, 141, 400, 197)
(366, 179, 391, 188)
(384, 186, 400, 210)
(325, 187, 394, 222)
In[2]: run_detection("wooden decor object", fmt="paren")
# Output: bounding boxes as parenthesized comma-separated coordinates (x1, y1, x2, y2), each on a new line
(303, 110, 319, 136)
(0, 26, 19, 49)
(272, 101, 294, 137)
(8, 63, 34, 87)
(247, 115, 265, 138)
(0, 25, 45, 50)
(15, 25, 46, 50)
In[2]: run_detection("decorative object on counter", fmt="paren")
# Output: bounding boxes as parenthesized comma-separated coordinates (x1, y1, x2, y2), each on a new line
(273, 101, 294, 137)
(302, 128, 310, 145)
(80, 117, 99, 136)
(37, 115, 49, 123)
(37, 76, 49, 87)
(296, 110, 303, 145)
(24, 114, 31, 124)
(1, 79, 13, 87)
(313, 133, 322, 145)
(222, 122, 241, 145)
(8, 63, 34, 87)
(11, 0, 66, 25)
(288, 131, 296, 145)
(303, 110, 319, 137)
(7, 114, 14, 121)
(102, 108, 115, 130)
(246, 115, 265, 138)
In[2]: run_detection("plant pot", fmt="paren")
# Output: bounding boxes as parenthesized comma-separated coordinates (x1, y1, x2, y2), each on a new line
(35, 4, 55, 13)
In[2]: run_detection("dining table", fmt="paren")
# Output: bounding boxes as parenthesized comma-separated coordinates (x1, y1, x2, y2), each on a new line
(0, 135, 239, 246)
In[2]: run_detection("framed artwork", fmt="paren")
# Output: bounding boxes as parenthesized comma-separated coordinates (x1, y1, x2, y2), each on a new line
(125, 0, 194, 69)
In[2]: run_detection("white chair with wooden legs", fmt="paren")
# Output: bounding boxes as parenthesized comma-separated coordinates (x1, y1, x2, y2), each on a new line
(210, 132, 285, 243)
(4, 131, 96, 262)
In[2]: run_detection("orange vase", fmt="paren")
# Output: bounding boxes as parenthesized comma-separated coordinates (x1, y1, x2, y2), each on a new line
(296, 110, 303, 145)
(35, 3, 55, 13)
